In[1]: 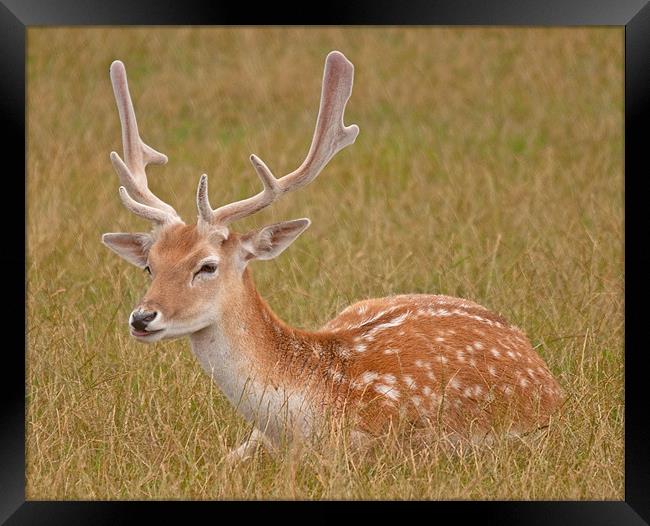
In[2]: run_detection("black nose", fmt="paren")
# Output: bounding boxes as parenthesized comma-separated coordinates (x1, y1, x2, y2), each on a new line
(131, 310, 158, 331)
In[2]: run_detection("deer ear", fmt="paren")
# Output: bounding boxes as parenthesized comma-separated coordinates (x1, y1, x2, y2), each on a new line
(238, 218, 311, 266)
(102, 233, 153, 268)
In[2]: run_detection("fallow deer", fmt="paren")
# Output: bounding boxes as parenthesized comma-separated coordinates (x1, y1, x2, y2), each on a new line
(102, 51, 563, 461)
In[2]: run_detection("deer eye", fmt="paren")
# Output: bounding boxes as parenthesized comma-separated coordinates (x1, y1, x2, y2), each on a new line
(144, 265, 152, 275)
(196, 263, 217, 276)
(194, 263, 217, 277)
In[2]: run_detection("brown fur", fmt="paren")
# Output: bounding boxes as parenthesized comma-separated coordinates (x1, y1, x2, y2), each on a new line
(318, 297, 563, 437)
(106, 53, 562, 446)
(131, 223, 565, 441)
(140, 224, 218, 322)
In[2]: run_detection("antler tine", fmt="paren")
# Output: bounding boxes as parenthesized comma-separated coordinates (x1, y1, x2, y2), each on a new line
(118, 187, 173, 224)
(109, 60, 179, 223)
(203, 51, 359, 226)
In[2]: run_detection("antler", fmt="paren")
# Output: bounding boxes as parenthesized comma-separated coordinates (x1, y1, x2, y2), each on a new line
(197, 50, 359, 227)
(109, 60, 180, 225)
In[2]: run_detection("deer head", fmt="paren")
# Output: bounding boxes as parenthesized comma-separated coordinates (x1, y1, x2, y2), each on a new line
(102, 52, 359, 342)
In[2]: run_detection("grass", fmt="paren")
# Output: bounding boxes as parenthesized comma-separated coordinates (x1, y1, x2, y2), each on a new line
(26, 27, 623, 500)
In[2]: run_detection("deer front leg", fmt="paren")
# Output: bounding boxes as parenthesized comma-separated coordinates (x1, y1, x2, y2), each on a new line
(224, 428, 273, 463)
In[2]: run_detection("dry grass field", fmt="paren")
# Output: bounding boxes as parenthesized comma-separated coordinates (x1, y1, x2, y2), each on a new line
(26, 27, 623, 500)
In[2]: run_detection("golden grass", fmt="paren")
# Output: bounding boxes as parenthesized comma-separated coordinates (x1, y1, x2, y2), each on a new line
(26, 27, 623, 500)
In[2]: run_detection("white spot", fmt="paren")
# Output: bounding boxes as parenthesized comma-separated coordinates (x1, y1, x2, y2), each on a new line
(456, 351, 466, 363)
(473, 385, 483, 396)
(526, 368, 536, 378)
(519, 378, 529, 388)
(449, 378, 461, 390)
(375, 383, 400, 401)
(415, 359, 432, 370)
(361, 371, 379, 384)
(426, 371, 436, 382)
(412, 395, 422, 407)
(488, 365, 497, 376)
(423, 386, 432, 396)
(437, 356, 448, 365)
(507, 351, 516, 359)
(331, 371, 344, 383)
(345, 306, 402, 331)
(403, 376, 417, 390)
(444, 308, 504, 328)
(501, 385, 514, 396)
(382, 374, 396, 385)
(435, 336, 445, 343)
(363, 311, 410, 338)
(490, 348, 501, 358)
(473, 342, 484, 350)
(465, 345, 474, 352)
(383, 348, 399, 355)
(468, 358, 477, 367)
(463, 387, 473, 398)
(355, 343, 367, 353)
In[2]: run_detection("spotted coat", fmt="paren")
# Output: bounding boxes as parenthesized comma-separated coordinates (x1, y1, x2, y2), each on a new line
(309, 294, 564, 437)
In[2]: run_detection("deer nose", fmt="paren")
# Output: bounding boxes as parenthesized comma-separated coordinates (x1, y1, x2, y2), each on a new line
(130, 310, 158, 331)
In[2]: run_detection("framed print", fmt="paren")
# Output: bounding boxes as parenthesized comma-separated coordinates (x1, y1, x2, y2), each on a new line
(4, 0, 649, 523)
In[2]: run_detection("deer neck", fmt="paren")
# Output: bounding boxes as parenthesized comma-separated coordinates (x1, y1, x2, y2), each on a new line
(188, 269, 320, 439)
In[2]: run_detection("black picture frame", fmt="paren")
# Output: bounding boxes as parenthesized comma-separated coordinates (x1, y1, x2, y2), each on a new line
(5, 0, 648, 523)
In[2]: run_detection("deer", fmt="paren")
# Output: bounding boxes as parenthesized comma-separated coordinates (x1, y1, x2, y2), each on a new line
(102, 51, 564, 462)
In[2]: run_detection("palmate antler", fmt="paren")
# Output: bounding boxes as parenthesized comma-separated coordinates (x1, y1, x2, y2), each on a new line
(196, 51, 359, 228)
(109, 60, 180, 225)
